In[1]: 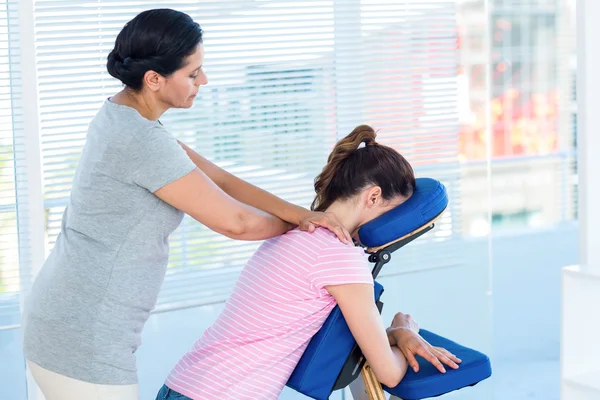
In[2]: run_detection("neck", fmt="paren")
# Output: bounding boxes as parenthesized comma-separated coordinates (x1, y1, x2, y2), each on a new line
(112, 89, 167, 121)
(325, 200, 362, 236)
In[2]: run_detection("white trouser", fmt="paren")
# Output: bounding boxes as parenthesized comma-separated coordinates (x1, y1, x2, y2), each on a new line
(27, 360, 139, 400)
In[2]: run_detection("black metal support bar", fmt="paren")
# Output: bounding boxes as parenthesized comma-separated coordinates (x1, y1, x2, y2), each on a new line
(370, 224, 434, 279)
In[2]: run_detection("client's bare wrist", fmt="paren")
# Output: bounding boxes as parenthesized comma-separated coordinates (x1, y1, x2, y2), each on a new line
(386, 327, 398, 346)
(387, 326, 413, 346)
(390, 312, 419, 333)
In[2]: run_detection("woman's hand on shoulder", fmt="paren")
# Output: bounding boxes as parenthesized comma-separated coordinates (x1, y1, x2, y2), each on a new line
(296, 210, 353, 244)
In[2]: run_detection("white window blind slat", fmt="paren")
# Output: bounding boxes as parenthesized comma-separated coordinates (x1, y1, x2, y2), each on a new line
(0, 0, 30, 328)
(32, 0, 461, 311)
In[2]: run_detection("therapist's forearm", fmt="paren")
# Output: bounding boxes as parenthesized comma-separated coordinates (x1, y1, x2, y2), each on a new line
(179, 141, 306, 225)
(221, 171, 306, 225)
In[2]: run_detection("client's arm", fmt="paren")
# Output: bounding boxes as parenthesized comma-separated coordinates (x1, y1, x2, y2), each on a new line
(325, 283, 409, 388)
(326, 284, 462, 388)
(387, 319, 461, 374)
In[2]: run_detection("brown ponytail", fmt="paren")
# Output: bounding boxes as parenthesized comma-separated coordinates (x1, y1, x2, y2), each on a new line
(311, 124, 415, 212)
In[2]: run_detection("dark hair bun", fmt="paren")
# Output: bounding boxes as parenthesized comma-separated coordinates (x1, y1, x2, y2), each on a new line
(107, 9, 203, 90)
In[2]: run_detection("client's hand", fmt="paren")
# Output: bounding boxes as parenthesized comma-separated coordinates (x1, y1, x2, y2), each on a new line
(389, 312, 419, 333)
(387, 327, 461, 374)
(297, 210, 353, 244)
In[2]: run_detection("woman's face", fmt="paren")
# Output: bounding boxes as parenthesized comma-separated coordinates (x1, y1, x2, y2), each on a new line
(161, 44, 208, 109)
(351, 189, 408, 245)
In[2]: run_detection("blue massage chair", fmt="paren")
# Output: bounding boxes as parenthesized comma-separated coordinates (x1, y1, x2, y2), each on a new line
(287, 178, 492, 400)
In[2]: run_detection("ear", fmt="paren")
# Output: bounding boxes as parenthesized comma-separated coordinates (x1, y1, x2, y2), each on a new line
(143, 70, 162, 92)
(365, 186, 382, 208)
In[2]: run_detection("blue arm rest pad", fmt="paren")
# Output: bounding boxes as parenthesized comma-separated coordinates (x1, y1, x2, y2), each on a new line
(286, 281, 385, 400)
(358, 178, 448, 248)
(384, 329, 492, 400)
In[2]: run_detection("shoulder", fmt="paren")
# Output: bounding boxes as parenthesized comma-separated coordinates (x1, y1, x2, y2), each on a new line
(93, 99, 166, 141)
(268, 227, 361, 259)
(308, 227, 366, 260)
(283, 227, 349, 248)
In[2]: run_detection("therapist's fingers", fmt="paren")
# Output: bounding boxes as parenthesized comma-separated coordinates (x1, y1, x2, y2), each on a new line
(317, 221, 348, 243)
(338, 226, 353, 244)
(321, 212, 353, 243)
(325, 220, 353, 244)
(309, 213, 352, 243)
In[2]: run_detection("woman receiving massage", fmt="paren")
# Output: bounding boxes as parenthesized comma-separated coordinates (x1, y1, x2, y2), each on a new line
(157, 125, 461, 400)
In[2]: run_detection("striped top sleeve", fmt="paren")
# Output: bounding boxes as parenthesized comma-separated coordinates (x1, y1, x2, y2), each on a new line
(308, 244, 374, 293)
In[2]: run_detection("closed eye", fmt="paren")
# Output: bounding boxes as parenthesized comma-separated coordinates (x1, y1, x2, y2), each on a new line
(189, 65, 202, 78)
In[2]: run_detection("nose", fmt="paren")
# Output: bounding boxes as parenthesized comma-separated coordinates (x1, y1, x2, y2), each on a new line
(196, 71, 208, 86)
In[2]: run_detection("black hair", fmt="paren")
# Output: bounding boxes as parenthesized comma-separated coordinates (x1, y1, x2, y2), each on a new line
(107, 8, 203, 91)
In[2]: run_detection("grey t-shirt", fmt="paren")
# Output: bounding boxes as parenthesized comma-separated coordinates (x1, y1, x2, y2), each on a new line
(22, 100, 197, 384)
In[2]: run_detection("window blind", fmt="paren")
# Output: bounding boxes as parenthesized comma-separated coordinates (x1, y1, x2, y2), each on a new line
(0, 0, 33, 329)
(33, 0, 460, 312)
(0, 0, 19, 329)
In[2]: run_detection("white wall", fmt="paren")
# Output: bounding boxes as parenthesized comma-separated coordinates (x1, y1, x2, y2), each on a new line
(492, 222, 577, 362)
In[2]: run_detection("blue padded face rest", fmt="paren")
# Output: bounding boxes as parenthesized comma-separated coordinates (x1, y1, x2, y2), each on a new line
(358, 178, 448, 248)
(384, 329, 492, 400)
(286, 281, 385, 400)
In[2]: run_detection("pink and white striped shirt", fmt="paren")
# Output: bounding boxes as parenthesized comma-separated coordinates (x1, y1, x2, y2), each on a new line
(165, 227, 373, 399)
